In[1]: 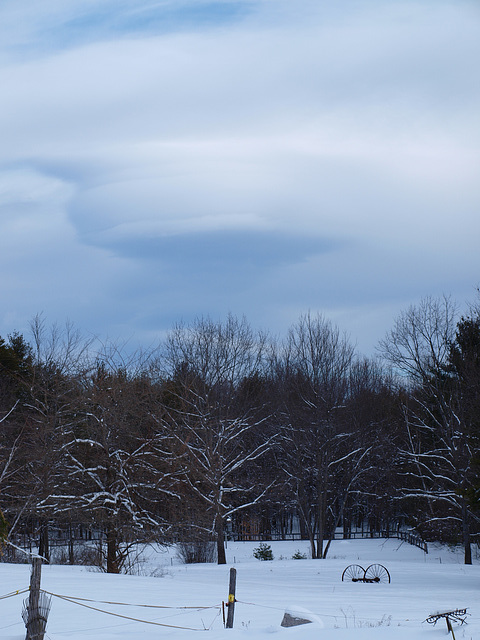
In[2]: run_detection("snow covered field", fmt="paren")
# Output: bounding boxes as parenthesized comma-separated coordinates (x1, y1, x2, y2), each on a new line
(0, 538, 478, 639)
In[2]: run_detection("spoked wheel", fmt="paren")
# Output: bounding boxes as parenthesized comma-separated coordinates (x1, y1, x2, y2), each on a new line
(342, 564, 365, 582)
(364, 564, 390, 583)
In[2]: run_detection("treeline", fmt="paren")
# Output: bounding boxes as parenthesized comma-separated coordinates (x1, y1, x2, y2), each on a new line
(0, 296, 479, 571)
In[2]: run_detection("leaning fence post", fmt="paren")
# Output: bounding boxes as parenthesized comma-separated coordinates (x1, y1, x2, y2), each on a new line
(23, 557, 52, 640)
(226, 567, 236, 629)
(446, 616, 456, 640)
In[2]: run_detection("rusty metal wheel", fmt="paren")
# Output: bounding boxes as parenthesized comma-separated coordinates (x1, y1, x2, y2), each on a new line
(342, 564, 365, 582)
(364, 564, 390, 583)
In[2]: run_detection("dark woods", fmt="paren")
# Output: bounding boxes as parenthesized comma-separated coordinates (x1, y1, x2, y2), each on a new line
(0, 300, 479, 571)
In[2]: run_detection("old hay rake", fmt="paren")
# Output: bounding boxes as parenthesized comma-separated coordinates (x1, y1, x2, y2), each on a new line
(341, 564, 391, 583)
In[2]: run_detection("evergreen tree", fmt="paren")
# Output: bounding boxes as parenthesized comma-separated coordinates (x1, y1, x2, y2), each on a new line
(447, 315, 480, 517)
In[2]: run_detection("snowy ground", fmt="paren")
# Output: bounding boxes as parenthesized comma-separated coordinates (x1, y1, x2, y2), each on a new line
(0, 538, 478, 639)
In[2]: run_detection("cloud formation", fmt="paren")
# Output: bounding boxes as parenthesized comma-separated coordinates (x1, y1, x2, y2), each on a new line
(1, 0, 479, 353)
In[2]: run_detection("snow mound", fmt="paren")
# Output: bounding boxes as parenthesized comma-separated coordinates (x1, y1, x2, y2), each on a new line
(282, 606, 325, 628)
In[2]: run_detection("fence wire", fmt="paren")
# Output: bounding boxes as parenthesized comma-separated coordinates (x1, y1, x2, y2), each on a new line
(43, 589, 222, 631)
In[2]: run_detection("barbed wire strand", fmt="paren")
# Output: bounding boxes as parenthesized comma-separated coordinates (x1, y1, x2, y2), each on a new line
(45, 609, 223, 639)
(41, 589, 217, 610)
(0, 621, 25, 631)
(236, 599, 339, 619)
(46, 591, 220, 631)
(235, 599, 431, 626)
(0, 588, 29, 600)
(202, 605, 222, 631)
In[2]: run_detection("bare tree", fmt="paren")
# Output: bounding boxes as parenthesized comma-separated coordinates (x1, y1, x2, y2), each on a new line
(157, 315, 276, 564)
(378, 296, 477, 563)
(56, 350, 180, 573)
(378, 296, 457, 384)
(340, 357, 403, 541)
(277, 312, 356, 558)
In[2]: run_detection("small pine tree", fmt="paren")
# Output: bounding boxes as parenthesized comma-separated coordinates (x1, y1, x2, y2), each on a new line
(253, 543, 274, 561)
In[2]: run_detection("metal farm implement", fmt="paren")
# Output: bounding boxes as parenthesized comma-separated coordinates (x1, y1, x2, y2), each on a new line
(426, 608, 469, 639)
(341, 564, 391, 583)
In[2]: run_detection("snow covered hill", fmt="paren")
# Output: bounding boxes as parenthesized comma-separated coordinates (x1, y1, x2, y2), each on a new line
(0, 539, 478, 639)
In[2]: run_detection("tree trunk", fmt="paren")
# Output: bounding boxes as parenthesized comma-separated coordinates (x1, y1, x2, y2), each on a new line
(343, 511, 351, 539)
(308, 531, 316, 559)
(315, 526, 323, 558)
(106, 525, 120, 573)
(324, 493, 349, 558)
(68, 525, 75, 565)
(38, 522, 49, 563)
(462, 500, 472, 565)
(315, 479, 324, 559)
(216, 516, 226, 565)
(299, 513, 307, 540)
(298, 504, 316, 558)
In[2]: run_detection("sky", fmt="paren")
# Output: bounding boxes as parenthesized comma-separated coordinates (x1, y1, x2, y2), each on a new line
(1, 0, 479, 355)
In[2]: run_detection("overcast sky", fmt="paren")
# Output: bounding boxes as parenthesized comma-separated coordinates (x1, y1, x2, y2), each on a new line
(1, 0, 479, 355)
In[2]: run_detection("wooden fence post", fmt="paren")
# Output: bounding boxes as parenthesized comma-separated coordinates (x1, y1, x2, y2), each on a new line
(226, 567, 236, 629)
(23, 557, 51, 640)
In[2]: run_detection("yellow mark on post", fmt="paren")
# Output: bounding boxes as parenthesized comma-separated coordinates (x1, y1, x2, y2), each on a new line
(228, 594, 235, 603)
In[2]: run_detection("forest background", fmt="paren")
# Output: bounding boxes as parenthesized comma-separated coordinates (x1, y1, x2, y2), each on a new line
(0, 291, 479, 573)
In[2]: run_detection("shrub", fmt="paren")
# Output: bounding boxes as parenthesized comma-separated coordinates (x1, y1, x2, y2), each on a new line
(253, 543, 274, 561)
(176, 540, 216, 564)
(292, 550, 307, 560)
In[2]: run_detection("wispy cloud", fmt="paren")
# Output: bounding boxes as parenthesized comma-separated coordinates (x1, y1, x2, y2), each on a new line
(0, 0, 258, 60)
(0, 0, 479, 351)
